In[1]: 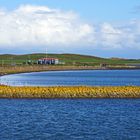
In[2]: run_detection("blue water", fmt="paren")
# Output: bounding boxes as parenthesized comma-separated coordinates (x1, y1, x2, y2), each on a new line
(0, 99, 140, 140)
(0, 70, 140, 86)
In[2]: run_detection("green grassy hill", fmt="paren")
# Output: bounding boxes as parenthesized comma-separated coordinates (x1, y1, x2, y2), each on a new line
(0, 53, 140, 66)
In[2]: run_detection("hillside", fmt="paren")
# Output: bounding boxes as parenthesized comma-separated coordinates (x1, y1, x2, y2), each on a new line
(0, 53, 140, 66)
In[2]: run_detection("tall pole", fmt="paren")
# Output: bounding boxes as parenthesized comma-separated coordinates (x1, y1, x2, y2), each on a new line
(45, 48, 47, 65)
(46, 48, 47, 58)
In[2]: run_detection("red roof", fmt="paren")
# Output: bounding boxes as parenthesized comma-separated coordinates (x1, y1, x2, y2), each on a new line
(39, 58, 58, 60)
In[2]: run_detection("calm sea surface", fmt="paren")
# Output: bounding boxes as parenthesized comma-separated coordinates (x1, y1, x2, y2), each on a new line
(0, 71, 140, 139)
(0, 70, 140, 86)
(0, 99, 140, 140)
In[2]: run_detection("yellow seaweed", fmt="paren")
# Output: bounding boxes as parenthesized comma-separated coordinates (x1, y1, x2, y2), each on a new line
(0, 85, 140, 98)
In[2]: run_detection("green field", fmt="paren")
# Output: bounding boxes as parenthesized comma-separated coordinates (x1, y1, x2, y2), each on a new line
(0, 53, 140, 66)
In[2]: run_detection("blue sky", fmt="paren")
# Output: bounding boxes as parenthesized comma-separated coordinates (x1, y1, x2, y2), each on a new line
(0, 0, 140, 58)
(1, 0, 140, 21)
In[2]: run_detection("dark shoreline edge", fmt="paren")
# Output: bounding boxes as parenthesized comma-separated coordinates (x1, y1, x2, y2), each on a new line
(1, 66, 140, 77)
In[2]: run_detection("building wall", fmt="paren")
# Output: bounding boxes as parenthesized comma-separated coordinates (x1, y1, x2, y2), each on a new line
(38, 59, 59, 65)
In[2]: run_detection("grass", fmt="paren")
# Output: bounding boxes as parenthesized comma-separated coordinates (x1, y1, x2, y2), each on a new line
(0, 85, 140, 98)
(0, 53, 140, 66)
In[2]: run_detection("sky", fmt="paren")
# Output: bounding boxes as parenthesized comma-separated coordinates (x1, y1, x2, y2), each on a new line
(0, 0, 140, 58)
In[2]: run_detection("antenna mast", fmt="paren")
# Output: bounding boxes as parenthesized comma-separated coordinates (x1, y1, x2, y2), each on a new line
(46, 48, 47, 58)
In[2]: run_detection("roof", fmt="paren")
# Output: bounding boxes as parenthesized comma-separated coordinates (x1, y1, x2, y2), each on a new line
(38, 58, 58, 60)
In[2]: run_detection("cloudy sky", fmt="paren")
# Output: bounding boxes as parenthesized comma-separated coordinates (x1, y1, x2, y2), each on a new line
(0, 0, 140, 58)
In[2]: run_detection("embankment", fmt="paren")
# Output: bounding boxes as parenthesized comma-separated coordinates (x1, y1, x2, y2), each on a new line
(0, 65, 139, 76)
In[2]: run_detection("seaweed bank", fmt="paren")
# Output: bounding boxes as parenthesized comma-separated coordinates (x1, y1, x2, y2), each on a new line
(0, 85, 140, 98)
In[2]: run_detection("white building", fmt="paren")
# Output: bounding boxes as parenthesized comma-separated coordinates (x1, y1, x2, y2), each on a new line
(37, 58, 59, 65)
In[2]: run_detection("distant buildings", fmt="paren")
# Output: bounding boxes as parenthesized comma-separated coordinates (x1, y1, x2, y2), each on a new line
(37, 58, 59, 65)
(100, 63, 108, 68)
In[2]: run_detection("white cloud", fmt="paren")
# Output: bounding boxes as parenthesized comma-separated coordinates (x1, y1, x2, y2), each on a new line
(0, 5, 140, 53)
(0, 5, 95, 50)
(95, 21, 140, 50)
(99, 23, 123, 48)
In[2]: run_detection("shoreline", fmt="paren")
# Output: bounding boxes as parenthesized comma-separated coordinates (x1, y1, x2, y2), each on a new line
(0, 65, 140, 77)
